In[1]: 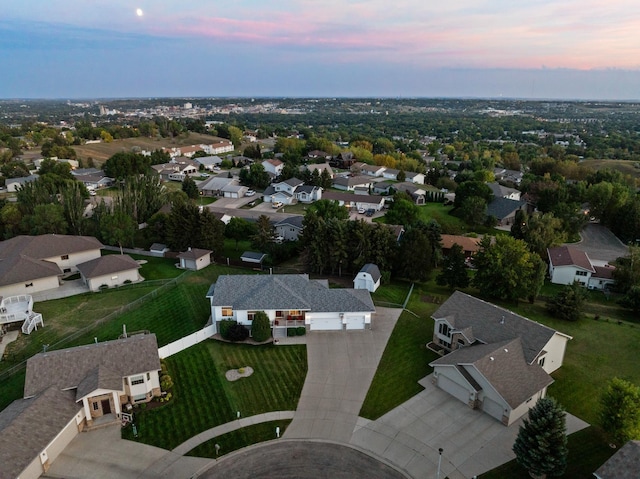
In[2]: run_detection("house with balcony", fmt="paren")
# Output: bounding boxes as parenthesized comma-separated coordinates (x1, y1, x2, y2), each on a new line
(0, 294, 43, 335)
(206, 274, 376, 336)
(428, 291, 571, 426)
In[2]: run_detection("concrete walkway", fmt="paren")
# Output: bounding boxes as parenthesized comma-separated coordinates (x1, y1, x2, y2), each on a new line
(172, 411, 295, 455)
(0, 330, 19, 359)
(284, 307, 402, 443)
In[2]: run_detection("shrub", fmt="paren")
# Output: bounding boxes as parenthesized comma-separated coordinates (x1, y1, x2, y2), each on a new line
(124, 279, 132, 284)
(160, 374, 174, 390)
(139, 402, 147, 410)
(251, 311, 271, 342)
(219, 320, 237, 340)
(238, 368, 245, 374)
(546, 282, 587, 321)
(296, 327, 306, 336)
(287, 328, 297, 337)
(226, 323, 250, 342)
(600, 377, 640, 445)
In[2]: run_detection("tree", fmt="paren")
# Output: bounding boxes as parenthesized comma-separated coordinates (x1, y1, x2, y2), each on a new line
(239, 163, 270, 189)
(182, 176, 199, 200)
(517, 212, 566, 257)
(395, 227, 432, 281)
(396, 169, 406, 182)
(23, 204, 68, 235)
(619, 285, 640, 313)
(613, 246, 640, 294)
(385, 192, 419, 227)
(252, 215, 274, 251)
(437, 244, 469, 289)
(99, 211, 136, 254)
(453, 181, 493, 208)
(600, 377, 640, 446)
(459, 196, 487, 226)
(197, 209, 225, 254)
(228, 125, 243, 148)
(513, 397, 568, 478)
(165, 201, 200, 251)
(102, 152, 150, 179)
(251, 311, 271, 342)
(306, 199, 349, 221)
(473, 235, 545, 302)
(546, 282, 587, 321)
(225, 217, 257, 249)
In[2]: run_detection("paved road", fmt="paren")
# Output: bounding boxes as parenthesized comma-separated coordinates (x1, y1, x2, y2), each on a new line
(200, 441, 408, 479)
(572, 223, 628, 263)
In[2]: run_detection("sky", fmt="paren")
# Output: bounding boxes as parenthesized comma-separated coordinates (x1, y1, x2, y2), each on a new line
(1, 1, 639, 100)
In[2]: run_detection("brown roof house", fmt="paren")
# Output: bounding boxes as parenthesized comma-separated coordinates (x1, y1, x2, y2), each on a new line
(548, 245, 616, 290)
(0, 234, 103, 297)
(594, 440, 640, 479)
(440, 234, 482, 258)
(0, 334, 161, 479)
(76, 254, 142, 292)
(428, 291, 572, 425)
(177, 248, 212, 271)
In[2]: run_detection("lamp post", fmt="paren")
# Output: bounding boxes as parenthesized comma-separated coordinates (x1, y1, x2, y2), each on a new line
(436, 447, 443, 479)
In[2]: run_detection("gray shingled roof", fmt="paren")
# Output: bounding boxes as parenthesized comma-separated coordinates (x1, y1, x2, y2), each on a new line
(24, 334, 160, 398)
(76, 254, 140, 279)
(276, 216, 304, 229)
(0, 387, 82, 479)
(486, 197, 526, 220)
(177, 248, 212, 261)
(210, 274, 375, 313)
(359, 263, 381, 282)
(594, 440, 640, 479)
(280, 177, 304, 187)
(487, 182, 520, 198)
(431, 338, 553, 408)
(432, 291, 561, 364)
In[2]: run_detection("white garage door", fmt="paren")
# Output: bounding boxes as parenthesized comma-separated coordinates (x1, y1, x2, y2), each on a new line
(345, 315, 365, 330)
(437, 374, 471, 404)
(309, 315, 342, 331)
(482, 397, 505, 422)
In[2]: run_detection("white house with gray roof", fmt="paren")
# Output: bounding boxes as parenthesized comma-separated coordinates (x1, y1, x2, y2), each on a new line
(428, 291, 571, 425)
(275, 216, 304, 241)
(207, 274, 376, 334)
(0, 334, 161, 479)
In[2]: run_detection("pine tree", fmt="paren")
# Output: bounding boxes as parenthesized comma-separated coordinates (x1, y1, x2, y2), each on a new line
(251, 311, 271, 342)
(437, 243, 469, 289)
(513, 397, 568, 478)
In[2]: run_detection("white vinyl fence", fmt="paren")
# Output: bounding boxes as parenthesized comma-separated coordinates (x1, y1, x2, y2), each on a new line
(158, 324, 216, 359)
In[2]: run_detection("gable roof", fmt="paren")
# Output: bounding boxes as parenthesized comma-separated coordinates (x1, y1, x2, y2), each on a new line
(593, 264, 615, 279)
(333, 175, 373, 188)
(24, 334, 160, 398)
(278, 177, 304, 187)
(547, 245, 595, 272)
(440, 234, 482, 253)
(594, 440, 640, 479)
(430, 338, 553, 408)
(0, 387, 82, 479)
(487, 182, 520, 198)
(359, 263, 381, 282)
(209, 274, 375, 314)
(240, 251, 267, 263)
(486, 197, 527, 220)
(276, 216, 304, 229)
(432, 291, 561, 364)
(76, 254, 140, 279)
(177, 248, 212, 261)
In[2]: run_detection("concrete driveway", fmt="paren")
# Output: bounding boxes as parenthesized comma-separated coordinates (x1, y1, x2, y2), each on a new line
(573, 223, 628, 263)
(285, 307, 402, 443)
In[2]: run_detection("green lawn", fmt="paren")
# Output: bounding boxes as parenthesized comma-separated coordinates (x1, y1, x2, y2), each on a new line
(0, 371, 26, 411)
(480, 427, 615, 479)
(102, 252, 184, 280)
(371, 280, 412, 306)
(122, 340, 306, 450)
(222, 239, 254, 259)
(186, 420, 292, 458)
(360, 310, 439, 419)
(416, 203, 468, 234)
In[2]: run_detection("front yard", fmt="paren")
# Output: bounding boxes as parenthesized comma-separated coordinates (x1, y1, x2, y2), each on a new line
(122, 340, 307, 451)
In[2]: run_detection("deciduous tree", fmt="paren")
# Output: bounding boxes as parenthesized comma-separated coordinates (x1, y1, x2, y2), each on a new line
(600, 377, 640, 446)
(437, 244, 469, 289)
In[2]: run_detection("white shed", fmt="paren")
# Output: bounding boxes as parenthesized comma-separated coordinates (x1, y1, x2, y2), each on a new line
(354, 263, 381, 293)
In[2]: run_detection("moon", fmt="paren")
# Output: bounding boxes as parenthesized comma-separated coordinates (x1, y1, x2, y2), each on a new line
(136, 8, 143, 17)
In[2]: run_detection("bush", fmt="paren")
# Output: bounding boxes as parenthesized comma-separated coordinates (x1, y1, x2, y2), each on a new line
(226, 323, 250, 342)
(160, 374, 174, 390)
(219, 320, 237, 340)
(287, 328, 297, 337)
(296, 327, 306, 336)
(251, 311, 271, 342)
(546, 282, 587, 321)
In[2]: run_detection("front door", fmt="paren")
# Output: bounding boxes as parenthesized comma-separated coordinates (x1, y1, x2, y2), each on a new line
(101, 399, 111, 414)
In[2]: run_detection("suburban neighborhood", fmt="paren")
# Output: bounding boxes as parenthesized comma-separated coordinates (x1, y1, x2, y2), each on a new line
(1, 98, 640, 478)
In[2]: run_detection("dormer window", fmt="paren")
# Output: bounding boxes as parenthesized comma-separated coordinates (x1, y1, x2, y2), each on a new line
(438, 322, 451, 337)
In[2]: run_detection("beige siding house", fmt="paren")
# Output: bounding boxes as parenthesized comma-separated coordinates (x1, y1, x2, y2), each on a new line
(76, 254, 142, 291)
(428, 291, 571, 425)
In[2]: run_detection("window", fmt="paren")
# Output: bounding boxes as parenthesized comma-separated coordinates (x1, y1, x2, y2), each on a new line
(575, 271, 588, 277)
(92, 402, 99, 411)
(133, 393, 147, 402)
(438, 322, 450, 337)
(221, 307, 233, 317)
(275, 310, 284, 318)
(457, 339, 465, 346)
(289, 310, 301, 317)
(131, 376, 144, 385)
(61, 254, 69, 260)
(146, 372, 151, 381)
(538, 357, 546, 367)
(63, 268, 71, 273)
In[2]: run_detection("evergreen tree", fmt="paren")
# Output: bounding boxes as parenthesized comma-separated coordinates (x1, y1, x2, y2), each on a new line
(546, 282, 587, 321)
(182, 175, 199, 200)
(437, 244, 469, 289)
(513, 397, 568, 478)
(251, 311, 271, 342)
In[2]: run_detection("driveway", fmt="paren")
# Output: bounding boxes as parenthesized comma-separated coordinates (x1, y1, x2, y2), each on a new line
(350, 376, 589, 479)
(285, 307, 402, 443)
(572, 223, 628, 263)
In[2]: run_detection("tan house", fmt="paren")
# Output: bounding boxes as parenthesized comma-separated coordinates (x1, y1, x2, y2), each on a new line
(0, 235, 103, 297)
(0, 334, 161, 479)
(429, 291, 572, 426)
(76, 254, 142, 291)
(177, 248, 212, 271)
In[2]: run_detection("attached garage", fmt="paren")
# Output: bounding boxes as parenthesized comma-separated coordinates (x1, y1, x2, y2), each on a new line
(482, 397, 506, 422)
(437, 373, 472, 405)
(308, 314, 342, 331)
(344, 314, 366, 330)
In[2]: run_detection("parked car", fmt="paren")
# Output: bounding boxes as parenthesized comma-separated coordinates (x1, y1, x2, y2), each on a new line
(365, 209, 375, 217)
(357, 207, 366, 214)
(245, 189, 256, 197)
(272, 201, 284, 209)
